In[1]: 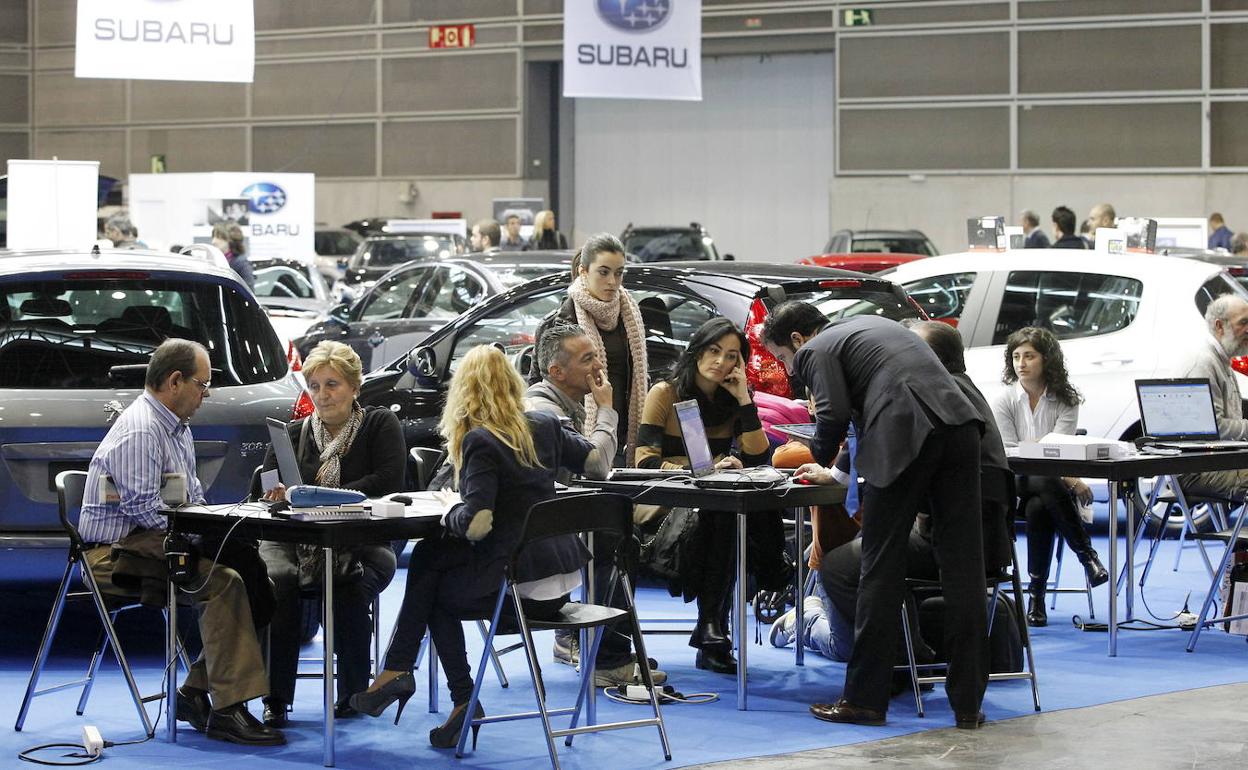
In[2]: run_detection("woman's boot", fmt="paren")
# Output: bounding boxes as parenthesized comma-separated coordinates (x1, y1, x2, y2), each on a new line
(689, 592, 737, 674)
(1026, 576, 1048, 627)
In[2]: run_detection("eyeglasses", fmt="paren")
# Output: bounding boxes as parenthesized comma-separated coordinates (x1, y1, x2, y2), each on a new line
(188, 376, 212, 394)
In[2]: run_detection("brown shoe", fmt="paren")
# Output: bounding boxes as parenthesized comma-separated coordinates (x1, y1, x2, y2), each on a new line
(810, 699, 886, 726)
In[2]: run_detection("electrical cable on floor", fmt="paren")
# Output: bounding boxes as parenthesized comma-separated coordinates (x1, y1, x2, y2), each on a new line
(602, 684, 719, 705)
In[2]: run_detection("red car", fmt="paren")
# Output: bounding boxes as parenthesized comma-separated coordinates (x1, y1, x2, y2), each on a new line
(797, 252, 928, 274)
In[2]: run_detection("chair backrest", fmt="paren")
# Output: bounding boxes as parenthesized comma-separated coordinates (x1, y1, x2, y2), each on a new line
(56, 470, 90, 551)
(410, 446, 447, 491)
(509, 492, 634, 575)
(248, 464, 264, 501)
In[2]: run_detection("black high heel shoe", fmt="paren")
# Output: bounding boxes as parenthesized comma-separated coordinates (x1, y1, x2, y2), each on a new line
(429, 701, 485, 750)
(348, 672, 416, 725)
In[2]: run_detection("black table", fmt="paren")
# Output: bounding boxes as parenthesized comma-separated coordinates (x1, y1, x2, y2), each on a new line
(160, 503, 443, 767)
(1008, 449, 1248, 656)
(579, 478, 845, 710)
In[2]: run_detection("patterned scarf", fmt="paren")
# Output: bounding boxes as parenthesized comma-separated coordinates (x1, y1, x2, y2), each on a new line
(567, 277, 648, 465)
(295, 404, 365, 587)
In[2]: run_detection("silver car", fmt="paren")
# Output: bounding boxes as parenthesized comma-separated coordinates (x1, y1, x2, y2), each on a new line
(0, 248, 305, 583)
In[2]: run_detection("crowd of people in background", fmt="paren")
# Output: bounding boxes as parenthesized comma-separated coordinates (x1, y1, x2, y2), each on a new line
(1020, 202, 1248, 255)
(469, 210, 567, 254)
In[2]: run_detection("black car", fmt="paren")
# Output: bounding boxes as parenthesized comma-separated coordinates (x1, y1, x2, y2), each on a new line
(343, 233, 469, 287)
(356, 262, 924, 452)
(621, 222, 732, 262)
(295, 252, 574, 371)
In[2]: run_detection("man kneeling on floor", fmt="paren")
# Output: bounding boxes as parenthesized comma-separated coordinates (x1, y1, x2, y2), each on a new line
(77, 339, 283, 746)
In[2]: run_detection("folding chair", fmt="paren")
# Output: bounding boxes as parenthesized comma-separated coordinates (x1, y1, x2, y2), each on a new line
(1185, 500, 1248, 652)
(1047, 535, 1095, 619)
(16, 471, 190, 733)
(455, 492, 671, 768)
(897, 538, 1041, 717)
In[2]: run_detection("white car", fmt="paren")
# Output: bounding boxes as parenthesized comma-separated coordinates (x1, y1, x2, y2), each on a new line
(884, 249, 1248, 443)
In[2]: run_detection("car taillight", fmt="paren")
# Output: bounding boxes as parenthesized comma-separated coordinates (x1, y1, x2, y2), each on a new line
(818, 279, 862, 288)
(745, 297, 791, 398)
(1233, 356, 1248, 377)
(291, 390, 315, 420)
(287, 340, 302, 372)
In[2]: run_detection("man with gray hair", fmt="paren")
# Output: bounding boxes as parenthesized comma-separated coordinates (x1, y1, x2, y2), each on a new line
(1231, 231, 1248, 258)
(104, 214, 144, 250)
(1021, 210, 1049, 249)
(1176, 293, 1248, 499)
(78, 338, 284, 746)
(523, 322, 668, 687)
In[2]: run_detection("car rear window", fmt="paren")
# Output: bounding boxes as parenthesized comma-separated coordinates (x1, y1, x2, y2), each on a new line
(365, 236, 459, 266)
(1194, 273, 1248, 316)
(252, 261, 318, 300)
(0, 277, 286, 388)
(492, 264, 568, 288)
(852, 237, 936, 256)
(624, 232, 713, 262)
(774, 285, 921, 322)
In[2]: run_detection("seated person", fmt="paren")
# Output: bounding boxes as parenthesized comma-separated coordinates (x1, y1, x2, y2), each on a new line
(524, 322, 666, 686)
(78, 339, 283, 746)
(257, 341, 405, 725)
(636, 317, 791, 674)
(352, 345, 602, 749)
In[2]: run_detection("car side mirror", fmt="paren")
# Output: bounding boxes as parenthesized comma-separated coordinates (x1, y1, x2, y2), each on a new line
(325, 303, 350, 329)
(407, 345, 438, 379)
(723, 253, 735, 261)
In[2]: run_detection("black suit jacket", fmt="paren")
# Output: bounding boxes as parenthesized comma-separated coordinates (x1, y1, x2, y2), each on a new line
(1024, 229, 1050, 249)
(794, 316, 982, 487)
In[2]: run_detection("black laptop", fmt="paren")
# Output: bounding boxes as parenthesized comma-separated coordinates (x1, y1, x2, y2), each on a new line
(1135, 378, 1248, 451)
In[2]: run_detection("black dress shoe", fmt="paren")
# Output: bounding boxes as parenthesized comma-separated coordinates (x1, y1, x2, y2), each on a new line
(695, 646, 737, 674)
(810, 699, 886, 726)
(955, 710, 986, 730)
(1026, 596, 1048, 627)
(206, 703, 286, 746)
(262, 700, 288, 728)
(175, 687, 211, 733)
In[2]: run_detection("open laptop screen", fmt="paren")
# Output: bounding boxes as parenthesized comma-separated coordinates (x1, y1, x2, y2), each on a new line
(266, 417, 305, 486)
(1136, 379, 1219, 440)
(674, 399, 716, 477)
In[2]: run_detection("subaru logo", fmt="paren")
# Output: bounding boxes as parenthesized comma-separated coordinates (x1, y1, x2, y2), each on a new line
(241, 182, 287, 215)
(596, 0, 671, 32)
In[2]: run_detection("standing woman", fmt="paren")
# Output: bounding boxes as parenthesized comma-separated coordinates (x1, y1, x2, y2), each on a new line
(538, 232, 647, 464)
(990, 327, 1108, 627)
(636, 317, 791, 673)
(352, 345, 598, 748)
(529, 210, 569, 251)
(257, 340, 405, 724)
(212, 221, 255, 290)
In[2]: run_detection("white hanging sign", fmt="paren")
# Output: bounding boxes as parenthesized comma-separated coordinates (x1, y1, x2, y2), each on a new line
(75, 0, 255, 83)
(563, 0, 702, 101)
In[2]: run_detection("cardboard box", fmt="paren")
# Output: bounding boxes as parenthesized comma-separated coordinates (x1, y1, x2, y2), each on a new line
(1017, 440, 1115, 460)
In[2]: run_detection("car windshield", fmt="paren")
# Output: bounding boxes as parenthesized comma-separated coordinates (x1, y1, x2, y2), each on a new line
(777, 286, 921, 322)
(364, 236, 460, 266)
(0, 277, 286, 388)
(491, 264, 568, 288)
(316, 230, 359, 256)
(251, 261, 318, 299)
(624, 232, 714, 262)
(852, 237, 936, 256)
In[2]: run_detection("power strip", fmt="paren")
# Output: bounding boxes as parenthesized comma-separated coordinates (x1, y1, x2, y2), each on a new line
(81, 726, 104, 758)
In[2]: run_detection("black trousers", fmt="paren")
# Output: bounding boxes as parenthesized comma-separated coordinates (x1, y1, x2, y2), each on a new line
(1017, 475, 1092, 582)
(844, 422, 989, 715)
(260, 541, 396, 706)
(384, 536, 566, 705)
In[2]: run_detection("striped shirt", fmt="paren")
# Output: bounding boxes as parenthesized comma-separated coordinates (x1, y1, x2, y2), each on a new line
(78, 391, 205, 544)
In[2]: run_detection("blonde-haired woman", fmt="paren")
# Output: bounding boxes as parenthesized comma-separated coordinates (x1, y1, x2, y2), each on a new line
(353, 345, 598, 748)
(528, 209, 568, 250)
(257, 340, 405, 725)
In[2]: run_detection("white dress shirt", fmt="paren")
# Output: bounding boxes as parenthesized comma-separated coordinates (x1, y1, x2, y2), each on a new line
(990, 382, 1079, 448)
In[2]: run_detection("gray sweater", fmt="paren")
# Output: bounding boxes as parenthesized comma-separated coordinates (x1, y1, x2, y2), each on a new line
(523, 379, 617, 481)
(1178, 335, 1248, 439)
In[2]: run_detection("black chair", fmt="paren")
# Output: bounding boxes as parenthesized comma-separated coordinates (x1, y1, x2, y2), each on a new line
(16, 471, 190, 733)
(454, 492, 670, 767)
(409, 447, 447, 493)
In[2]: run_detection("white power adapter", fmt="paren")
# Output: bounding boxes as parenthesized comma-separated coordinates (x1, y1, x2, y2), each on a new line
(1177, 611, 1199, 630)
(81, 725, 104, 758)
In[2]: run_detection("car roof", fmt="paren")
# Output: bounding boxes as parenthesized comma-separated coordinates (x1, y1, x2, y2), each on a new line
(470, 250, 574, 265)
(0, 247, 243, 282)
(885, 248, 1226, 283)
(658, 260, 878, 282)
(840, 229, 928, 238)
(625, 225, 703, 233)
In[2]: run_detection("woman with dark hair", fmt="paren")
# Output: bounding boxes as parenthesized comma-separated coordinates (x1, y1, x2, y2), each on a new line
(636, 317, 790, 673)
(990, 326, 1107, 627)
(212, 221, 254, 289)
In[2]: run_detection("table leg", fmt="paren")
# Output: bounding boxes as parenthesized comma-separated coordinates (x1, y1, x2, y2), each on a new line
(794, 506, 806, 667)
(166, 578, 178, 743)
(1125, 483, 1136, 622)
(584, 531, 596, 726)
(428, 640, 439, 713)
(1107, 482, 1119, 657)
(323, 546, 335, 767)
(736, 511, 748, 710)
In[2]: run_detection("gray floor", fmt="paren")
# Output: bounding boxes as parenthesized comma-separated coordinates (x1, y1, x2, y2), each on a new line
(691, 683, 1248, 768)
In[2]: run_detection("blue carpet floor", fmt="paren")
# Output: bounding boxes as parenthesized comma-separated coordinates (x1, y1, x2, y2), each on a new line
(3, 526, 1247, 769)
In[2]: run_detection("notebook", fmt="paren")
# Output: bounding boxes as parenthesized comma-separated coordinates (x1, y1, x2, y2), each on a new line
(674, 399, 787, 489)
(1135, 378, 1248, 452)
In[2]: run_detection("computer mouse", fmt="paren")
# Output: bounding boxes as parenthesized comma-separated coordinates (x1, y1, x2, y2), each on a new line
(794, 476, 814, 485)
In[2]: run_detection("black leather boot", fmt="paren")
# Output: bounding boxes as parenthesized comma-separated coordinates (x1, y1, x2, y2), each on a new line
(1076, 548, 1109, 587)
(1026, 576, 1048, 627)
(689, 593, 729, 650)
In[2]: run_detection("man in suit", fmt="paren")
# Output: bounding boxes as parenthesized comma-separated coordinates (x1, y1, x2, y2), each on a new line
(1021, 210, 1050, 249)
(762, 303, 989, 730)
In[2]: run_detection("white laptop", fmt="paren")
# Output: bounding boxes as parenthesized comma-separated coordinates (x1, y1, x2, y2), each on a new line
(1135, 379, 1248, 452)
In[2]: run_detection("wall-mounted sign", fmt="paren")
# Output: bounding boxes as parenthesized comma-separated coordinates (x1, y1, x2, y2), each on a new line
(564, 0, 702, 101)
(429, 24, 475, 49)
(75, 0, 255, 83)
(843, 9, 874, 27)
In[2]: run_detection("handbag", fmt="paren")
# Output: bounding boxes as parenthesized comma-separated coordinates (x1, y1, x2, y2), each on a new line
(639, 506, 701, 597)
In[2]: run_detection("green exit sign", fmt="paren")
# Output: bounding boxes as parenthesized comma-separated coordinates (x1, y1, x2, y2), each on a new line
(843, 9, 874, 27)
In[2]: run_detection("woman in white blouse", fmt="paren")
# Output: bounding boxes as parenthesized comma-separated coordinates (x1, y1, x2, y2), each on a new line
(990, 327, 1108, 627)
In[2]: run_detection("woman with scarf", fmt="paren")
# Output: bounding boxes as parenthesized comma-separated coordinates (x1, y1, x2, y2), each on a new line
(636, 317, 792, 674)
(257, 340, 405, 726)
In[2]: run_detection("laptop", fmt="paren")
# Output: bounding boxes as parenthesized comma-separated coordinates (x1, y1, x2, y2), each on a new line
(1134, 378, 1248, 452)
(674, 399, 786, 488)
(266, 417, 305, 487)
(265, 418, 371, 518)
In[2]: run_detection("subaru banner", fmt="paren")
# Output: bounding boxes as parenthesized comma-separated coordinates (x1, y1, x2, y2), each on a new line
(563, 0, 702, 101)
(75, 0, 255, 83)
